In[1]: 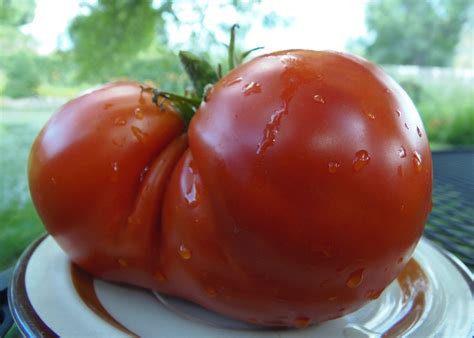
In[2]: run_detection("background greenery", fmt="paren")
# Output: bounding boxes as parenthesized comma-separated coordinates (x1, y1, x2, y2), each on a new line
(0, 0, 473, 270)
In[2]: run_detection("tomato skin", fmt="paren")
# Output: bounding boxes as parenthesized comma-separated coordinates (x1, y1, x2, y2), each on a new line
(29, 51, 432, 328)
(171, 50, 432, 325)
(28, 81, 185, 288)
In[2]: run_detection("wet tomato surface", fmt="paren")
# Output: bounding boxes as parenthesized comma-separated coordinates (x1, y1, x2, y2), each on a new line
(29, 50, 432, 327)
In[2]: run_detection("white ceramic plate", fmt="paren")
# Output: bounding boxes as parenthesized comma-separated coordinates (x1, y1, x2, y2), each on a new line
(9, 235, 473, 337)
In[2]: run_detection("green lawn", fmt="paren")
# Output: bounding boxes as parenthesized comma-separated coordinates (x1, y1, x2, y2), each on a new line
(0, 106, 56, 270)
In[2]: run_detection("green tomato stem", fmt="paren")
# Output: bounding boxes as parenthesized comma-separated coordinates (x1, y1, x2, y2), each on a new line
(228, 24, 239, 71)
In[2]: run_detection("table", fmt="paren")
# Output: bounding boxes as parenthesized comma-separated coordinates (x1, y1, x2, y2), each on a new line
(0, 149, 473, 336)
(425, 149, 474, 269)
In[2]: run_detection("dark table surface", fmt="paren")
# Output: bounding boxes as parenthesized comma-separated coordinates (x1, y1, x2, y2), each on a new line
(426, 149, 474, 269)
(0, 149, 473, 336)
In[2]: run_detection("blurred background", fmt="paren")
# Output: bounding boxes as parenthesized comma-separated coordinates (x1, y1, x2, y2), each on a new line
(0, 0, 473, 271)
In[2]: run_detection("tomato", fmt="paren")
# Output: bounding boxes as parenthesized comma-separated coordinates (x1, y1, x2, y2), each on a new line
(28, 81, 186, 288)
(29, 51, 432, 328)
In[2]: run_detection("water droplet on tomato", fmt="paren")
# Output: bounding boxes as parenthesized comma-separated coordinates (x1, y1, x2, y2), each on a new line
(404, 122, 409, 130)
(225, 77, 243, 87)
(397, 257, 403, 264)
(367, 112, 376, 120)
(328, 161, 340, 174)
(294, 317, 310, 328)
(118, 258, 128, 267)
(398, 165, 403, 177)
(206, 286, 217, 297)
(110, 162, 119, 182)
(111, 162, 119, 172)
(50, 177, 57, 185)
(179, 244, 192, 260)
(114, 117, 126, 126)
(327, 296, 337, 301)
(413, 151, 422, 173)
(313, 94, 325, 103)
(385, 88, 390, 94)
(104, 102, 114, 109)
(188, 160, 198, 175)
(352, 150, 370, 172)
(396, 109, 401, 117)
(134, 107, 144, 120)
(399, 146, 407, 158)
(112, 137, 126, 147)
(256, 106, 287, 156)
(400, 204, 405, 212)
(365, 289, 382, 300)
(280, 54, 299, 67)
(185, 180, 198, 207)
(417, 126, 422, 137)
(242, 81, 262, 96)
(346, 268, 364, 288)
(139, 166, 149, 182)
(131, 126, 148, 143)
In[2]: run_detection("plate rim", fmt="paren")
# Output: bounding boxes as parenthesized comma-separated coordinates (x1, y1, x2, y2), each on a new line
(8, 234, 58, 337)
(8, 234, 474, 336)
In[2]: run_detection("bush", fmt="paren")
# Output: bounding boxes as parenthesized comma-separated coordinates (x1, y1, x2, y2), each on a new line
(2, 51, 40, 98)
(446, 108, 474, 145)
(396, 78, 474, 146)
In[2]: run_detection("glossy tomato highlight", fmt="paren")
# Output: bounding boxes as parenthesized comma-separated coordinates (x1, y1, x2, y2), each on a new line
(29, 50, 432, 327)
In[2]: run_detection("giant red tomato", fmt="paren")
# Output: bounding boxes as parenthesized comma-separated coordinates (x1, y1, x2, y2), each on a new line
(29, 50, 432, 327)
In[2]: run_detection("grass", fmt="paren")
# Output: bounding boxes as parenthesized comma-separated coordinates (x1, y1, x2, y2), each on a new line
(0, 106, 54, 270)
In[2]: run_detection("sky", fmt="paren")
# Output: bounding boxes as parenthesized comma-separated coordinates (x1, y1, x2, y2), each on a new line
(21, 0, 369, 55)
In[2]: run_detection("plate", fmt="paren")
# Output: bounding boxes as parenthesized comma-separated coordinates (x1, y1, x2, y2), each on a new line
(9, 235, 473, 337)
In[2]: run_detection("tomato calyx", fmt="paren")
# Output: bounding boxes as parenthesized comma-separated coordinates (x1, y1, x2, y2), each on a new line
(140, 86, 199, 126)
(143, 24, 263, 128)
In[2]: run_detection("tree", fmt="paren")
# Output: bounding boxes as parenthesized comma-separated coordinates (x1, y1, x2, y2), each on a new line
(0, 0, 40, 97)
(0, 0, 36, 56)
(67, 0, 287, 85)
(0, 0, 35, 26)
(453, 4, 474, 68)
(356, 0, 470, 66)
(3, 51, 40, 98)
(69, 0, 173, 82)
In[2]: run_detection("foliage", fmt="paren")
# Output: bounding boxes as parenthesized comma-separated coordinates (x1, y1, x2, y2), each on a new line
(36, 51, 78, 86)
(0, 108, 53, 269)
(122, 48, 188, 92)
(69, 0, 172, 82)
(446, 108, 474, 145)
(0, 0, 40, 97)
(2, 51, 41, 98)
(454, 4, 474, 68)
(355, 0, 470, 66)
(0, 0, 36, 56)
(67, 0, 285, 85)
(0, 0, 35, 27)
(394, 76, 474, 145)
